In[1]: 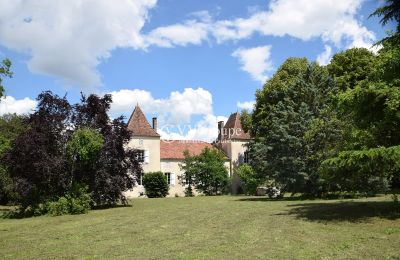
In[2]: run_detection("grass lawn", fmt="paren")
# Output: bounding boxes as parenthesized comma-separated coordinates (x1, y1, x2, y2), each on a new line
(1, 195, 399, 259)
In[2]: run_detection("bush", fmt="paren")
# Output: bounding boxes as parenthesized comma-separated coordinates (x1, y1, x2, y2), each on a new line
(235, 164, 259, 195)
(142, 172, 169, 198)
(46, 184, 92, 216)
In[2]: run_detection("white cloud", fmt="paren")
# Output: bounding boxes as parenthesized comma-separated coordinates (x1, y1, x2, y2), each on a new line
(0, 0, 377, 88)
(232, 45, 272, 83)
(211, 0, 375, 49)
(109, 87, 212, 125)
(0, 96, 37, 115)
(316, 45, 333, 66)
(158, 114, 228, 142)
(109, 87, 227, 142)
(237, 101, 255, 111)
(0, 0, 157, 88)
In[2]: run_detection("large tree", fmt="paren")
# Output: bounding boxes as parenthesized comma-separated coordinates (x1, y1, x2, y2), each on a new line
(321, 2, 400, 194)
(250, 59, 338, 196)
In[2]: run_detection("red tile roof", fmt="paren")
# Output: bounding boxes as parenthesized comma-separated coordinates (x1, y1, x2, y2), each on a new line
(127, 105, 160, 137)
(221, 112, 250, 140)
(160, 140, 216, 159)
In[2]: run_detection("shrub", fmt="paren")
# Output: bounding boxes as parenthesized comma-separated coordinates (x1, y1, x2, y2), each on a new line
(46, 184, 92, 216)
(235, 164, 259, 195)
(142, 172, 169, 198)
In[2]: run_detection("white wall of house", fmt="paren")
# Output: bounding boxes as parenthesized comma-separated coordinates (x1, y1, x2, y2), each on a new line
(127, 136, 161, 172)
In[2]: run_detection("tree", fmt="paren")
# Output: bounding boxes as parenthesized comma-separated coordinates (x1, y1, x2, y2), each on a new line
(191, 148, 228, 196)
(0, 58, 12, 98)
(142, 172, 169, 198)
(0, 114, 26, 204)
(321, 3, 400, 195)
(327, 48, 376, 91)
(4, 92, 72, 209)
(370, 0, 400, 45)
(240, 109, 252, 134)
(179, 150, 197, 197)
(72, 94, 138, 206)
(235, 164, 259, 195)
(250, 59, 338, 196)
(3, 91, 141, 213)
(67, 127, 104, 185)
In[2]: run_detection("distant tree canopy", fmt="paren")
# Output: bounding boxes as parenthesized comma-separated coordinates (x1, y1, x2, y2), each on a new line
(2, 91, 141, 213)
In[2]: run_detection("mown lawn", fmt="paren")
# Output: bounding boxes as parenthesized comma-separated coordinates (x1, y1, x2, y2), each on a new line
(1, 195, 399, 259)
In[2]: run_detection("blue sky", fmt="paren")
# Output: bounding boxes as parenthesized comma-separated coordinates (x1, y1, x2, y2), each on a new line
(0, 0, 394, 141)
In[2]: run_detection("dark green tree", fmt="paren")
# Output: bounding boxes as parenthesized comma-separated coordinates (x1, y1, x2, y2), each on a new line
(250, 59, 338, 196)
(0, 114, 26, 204)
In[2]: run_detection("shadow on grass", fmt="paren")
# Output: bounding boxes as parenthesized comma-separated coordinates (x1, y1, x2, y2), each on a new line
(277, 201, 400, 222)
(92, 204, 132, 211)
(237, 197, 305, 202)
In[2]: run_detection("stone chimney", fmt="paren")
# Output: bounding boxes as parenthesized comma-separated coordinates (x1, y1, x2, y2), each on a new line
(152, 117, 157, 130)
(218, 121, 224, 141)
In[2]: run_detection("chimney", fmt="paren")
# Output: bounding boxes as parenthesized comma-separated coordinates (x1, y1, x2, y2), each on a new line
(152, 117, 157, 130)
(218, 121, 224, 141)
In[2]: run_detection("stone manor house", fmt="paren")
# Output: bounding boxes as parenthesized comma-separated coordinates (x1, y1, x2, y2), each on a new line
(125, 105, 250, 197)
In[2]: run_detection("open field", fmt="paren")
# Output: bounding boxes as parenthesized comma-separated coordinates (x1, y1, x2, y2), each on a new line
(1, 195, 399, 259)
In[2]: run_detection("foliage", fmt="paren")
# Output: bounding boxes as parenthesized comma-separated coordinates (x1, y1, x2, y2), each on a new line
(3, 92, 72, 209)
(2, 91, 141, 213)
(327, 48, 376, 91)
(234, 164, 259, 195)
(45, 184, 92, 216)
(240, 109, 252, 133)
(0, 58, 12, 98)
(73, 94, 138, 206)
(323, 17, 400, 195)
(321, 146, 400, 195)
(250, 59, 337, 196)
(369, 0, 400, 45)
(0, 114, 26, 204)
(142, 172, 169, 198)
(179, 150, 197, 197)
(192, 148, 228, 195)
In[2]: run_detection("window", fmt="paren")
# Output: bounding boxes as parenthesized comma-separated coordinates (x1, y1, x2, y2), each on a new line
(136, 150, 145, 163)
(165, 172, 171, 185)
(244, 151, 250, 164)
(164, 172, 175, 185)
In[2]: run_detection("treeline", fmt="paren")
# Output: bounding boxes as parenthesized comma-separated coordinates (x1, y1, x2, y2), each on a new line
(0, 92, 142, 216)
(241, 1, 400, 197)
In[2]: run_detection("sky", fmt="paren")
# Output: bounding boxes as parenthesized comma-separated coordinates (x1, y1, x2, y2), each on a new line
(0, 0, 394, 141)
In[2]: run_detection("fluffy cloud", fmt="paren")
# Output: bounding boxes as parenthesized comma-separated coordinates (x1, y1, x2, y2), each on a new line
(232, 45, 272, 83)
(212, 0, 375, 48)
(0, 96, 37, 115)
(0, 0, 377, 89)
(109, 87, 226, 142)
(316, 45, 333, 66)
(237, 101, 255, 111)
(0, 0, 157, 88)
(158, 114, 228, 142)
(109, 87, 212, 125)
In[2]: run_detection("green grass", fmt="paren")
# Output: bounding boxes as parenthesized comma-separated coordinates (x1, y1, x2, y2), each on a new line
(1, 196, 399, 259)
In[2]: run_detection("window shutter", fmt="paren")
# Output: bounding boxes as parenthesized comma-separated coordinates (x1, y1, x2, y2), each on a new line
(170, 173, 175, 186)
(144, 150, 149, 163)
